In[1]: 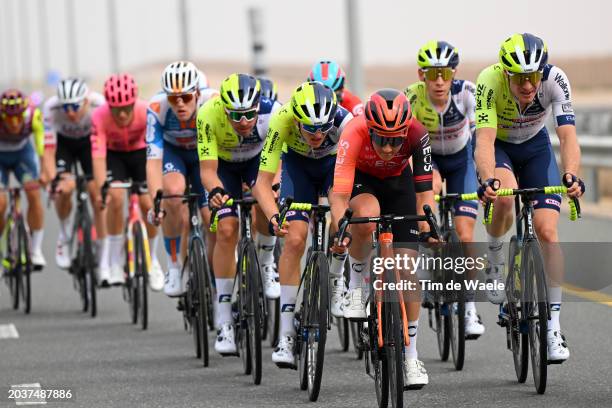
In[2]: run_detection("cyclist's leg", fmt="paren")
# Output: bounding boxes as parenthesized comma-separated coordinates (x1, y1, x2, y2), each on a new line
(105, 150, 130, 285)
(54, 136, 77, 268)
(160, 145, 189, 297)
(272, 153, 313, 367)
(79, 136, 106, 255)
(516, 129, 567, 360)
(15, 142, 45, 267)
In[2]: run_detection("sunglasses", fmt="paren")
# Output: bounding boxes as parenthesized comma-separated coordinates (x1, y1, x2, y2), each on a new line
(422, 67, 455, 81)
(1, 113, 25, 123)
(506, 71, 543, 85)
(62, 102, 83, 113)
(110, 104, 134, 116)
(167, 92, 196, 105)
(369, 129, 405, 147)
(301, 121, 334, 134)
(225, 108, 257, 122)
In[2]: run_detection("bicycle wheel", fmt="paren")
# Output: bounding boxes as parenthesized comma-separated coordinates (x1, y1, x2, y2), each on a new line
(383, 280, 404, 407)
(350, 320, 364, 360)
(445, 231, 465, 370)
(133, 223, 149, 330)
(17, 220, 32, 314)
(236, 243, 252, 376)
(267, 297, 280, 347)
(186, 254, 202, 360)
(373, 304, 389, 408)
(523, 240, 548, 394)
(82, 215, 97, 318)
(507, 236, 528, 383)
(434, 302, 450, 361)
(191, 237, 210, 367)
(336, 317, 350, 352)
(245, 242, 263, 384)
(5, 221, 20, 310)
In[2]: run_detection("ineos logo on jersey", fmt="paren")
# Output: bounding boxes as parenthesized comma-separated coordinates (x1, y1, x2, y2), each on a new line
(336, 139, 350, 164)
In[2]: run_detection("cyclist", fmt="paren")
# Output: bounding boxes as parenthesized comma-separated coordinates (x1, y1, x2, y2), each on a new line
(329, 89, 434, 388)
(257, 77, 278, 103)
(146, 61, 218, 297)
(308, 59, 364, 116)
(252, 82, 353, 367)
(0, 89, 46, 268)
(43, 78, 106, 270)
(475, 33, 583, 362)
(91, 73, 164, 289)
(404, 40, 484, 338)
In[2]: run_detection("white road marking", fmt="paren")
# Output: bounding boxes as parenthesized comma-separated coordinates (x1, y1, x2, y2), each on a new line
(0, 323, 19, 339)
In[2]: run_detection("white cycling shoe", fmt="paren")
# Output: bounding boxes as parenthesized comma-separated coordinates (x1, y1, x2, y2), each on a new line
(465, 309, 485, 339)
(485, 263, 506, 304)
(272, 335, 296, 369)
(330, 276, 346, 318)
(108, 264, 125, 286)
(403, 358, 429, 389)
(343, 287, 367, 320)
(215, 323, 237, 356)
(31, 248, 46, 270)
(97, 266, 111, 288)
(163, 267, 185, 297)
(547, 329, 570, 363)
(148, 259, 164, 292)
(261, 263, 280, 299)
(55, 239, 71, 270)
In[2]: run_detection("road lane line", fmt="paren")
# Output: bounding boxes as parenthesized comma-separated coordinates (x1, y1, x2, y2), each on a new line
(563, 283, 612, 307)
(0, 323, 19, 339)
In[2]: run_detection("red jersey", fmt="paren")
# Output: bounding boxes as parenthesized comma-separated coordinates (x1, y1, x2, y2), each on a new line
(340, 89, 364, 116)
(333, 115, 432, 194)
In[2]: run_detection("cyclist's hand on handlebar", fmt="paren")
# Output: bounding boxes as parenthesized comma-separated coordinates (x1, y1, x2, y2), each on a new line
(563, 172, 585, 199)
(147, 208, 165, 226)
(268, 213, 288, 237)
(208, 186, 230, 209)
(331, 230, 352, 254)
(477, 178, 500, 203)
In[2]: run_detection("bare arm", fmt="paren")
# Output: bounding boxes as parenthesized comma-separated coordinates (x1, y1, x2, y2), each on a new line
(556, 125, 580, 176)
(329, 190, 351, 235)
(474, 127, 497, 182)
(146, 158, 163, 201)
(199, 159, 224, 192)
(251, 170, 279, 222)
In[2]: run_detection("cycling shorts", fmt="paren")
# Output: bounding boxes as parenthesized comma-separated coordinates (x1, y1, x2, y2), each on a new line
(216, 154, 261, 219)
(107, 148, 148, 194)
(0, 141, 39, 188)
(56, 134, 93, 179)
(162, 143, 208, 208)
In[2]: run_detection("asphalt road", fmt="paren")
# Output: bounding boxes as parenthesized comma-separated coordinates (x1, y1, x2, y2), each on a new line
(1, 208, 611, 408)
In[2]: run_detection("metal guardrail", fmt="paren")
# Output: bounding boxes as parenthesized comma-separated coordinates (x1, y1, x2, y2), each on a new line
(550, 135, 612, 202)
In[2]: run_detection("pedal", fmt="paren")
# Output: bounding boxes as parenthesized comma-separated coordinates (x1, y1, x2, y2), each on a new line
(176, 299, 185, 311)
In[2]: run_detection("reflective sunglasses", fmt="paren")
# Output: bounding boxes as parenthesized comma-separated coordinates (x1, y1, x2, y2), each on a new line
(422, 67, 454, 81)
(62, 102, 83, 113)
(369, 130, 405, 147)
(506, 71, 543, 86)
(301, 121, 334, 134)
(110, 104, 134, 116)
(167, 92, 196, 105)
(225, 108, 257, 122)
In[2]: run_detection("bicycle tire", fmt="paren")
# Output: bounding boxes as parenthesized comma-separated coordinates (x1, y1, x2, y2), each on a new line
(82, 212, 97, 318)
(191, 237, 210, 367)
(507, 236, 528, 383)
(267, 297, 280, 348)
(435, 302, 450, 361)
(5, 220, 20, 310)
(445, 230, 465, 370)
(306, 252, 328, 401)
(187, 253, 202, 360)
(17, 219, 32, 314)
(383, 272, 404, 408)
(523, 240, 548, 394)
(236, 242, 252, 375)
(133, 222, 149, 330)
(245, 242, 263, 385)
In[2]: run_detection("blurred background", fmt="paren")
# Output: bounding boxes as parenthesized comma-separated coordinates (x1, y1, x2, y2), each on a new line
(1, 0, 611, 202)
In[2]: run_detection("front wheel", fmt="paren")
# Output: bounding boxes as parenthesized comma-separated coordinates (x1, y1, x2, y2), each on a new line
(507, 236, 528, 383)
(384, 283, 404, 408)
(133, 223, 148, 330)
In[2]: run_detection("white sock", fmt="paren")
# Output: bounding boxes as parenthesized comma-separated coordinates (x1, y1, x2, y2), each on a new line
(31, 229, 44, 253)
(167, 257, 180, 272)
(149, 235, 159, 263)
(329, 252, 347, 278)
(280, 285, 298, 337)
(108, 234, 125, 268)
(406, 320, 419, 359)
(548, 286, 562, 332)
(256, 234, 276, 266)
(215, 278, 234, 327)
(486, 232, 504, 265)
(59, 217, 71, 241)
(348, 254, 369, 290)
(99, 236, 110, 271)
(466, 301, 476, 313)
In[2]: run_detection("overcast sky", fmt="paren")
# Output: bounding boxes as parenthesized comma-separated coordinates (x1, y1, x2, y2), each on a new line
(1, 0, 610, 84)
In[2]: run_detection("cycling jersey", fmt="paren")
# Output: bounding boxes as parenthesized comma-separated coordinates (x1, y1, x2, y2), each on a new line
(333, 115, 432, 194)
(196, 95, 280, 163)
(259, 103, 353, 173)
(91, 100, 148, 158)
(404, 79, 475, 155)
(0, 105, 44, 155)
(146, 87, 218, 159)
(43, 92, 106, 146)
(339, 89, 364, 116)
(475, 63, 575, 143)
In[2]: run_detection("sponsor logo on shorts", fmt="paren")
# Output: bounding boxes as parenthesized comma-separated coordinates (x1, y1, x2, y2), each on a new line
(545, 198, 561, 207)
(458, 205, 478, 215)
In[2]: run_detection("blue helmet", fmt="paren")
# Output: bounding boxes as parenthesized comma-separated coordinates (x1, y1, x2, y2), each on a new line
(308, 60, 345, 92)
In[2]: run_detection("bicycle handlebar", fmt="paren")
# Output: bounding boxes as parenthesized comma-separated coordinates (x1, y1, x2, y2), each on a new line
(487, 186, 580, 221)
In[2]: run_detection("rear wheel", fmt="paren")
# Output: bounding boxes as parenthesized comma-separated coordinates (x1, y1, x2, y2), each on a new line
(237, 244, 252, 376)
(82, 214, 96, 318)
(18, 219, 32, 314)
(336, 317, 349, 352)
(134, 223, 148, 330)
(445, 231, 465, 370)
(435, 302, 450, 361)
(192, 238, 210, 367)
(350, 321, 364, 359)
(384, 275, 404, 408)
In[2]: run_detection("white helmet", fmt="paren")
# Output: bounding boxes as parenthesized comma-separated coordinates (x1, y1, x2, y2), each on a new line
(161, 61, 201, 94)
(57, 78, 88, 104)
